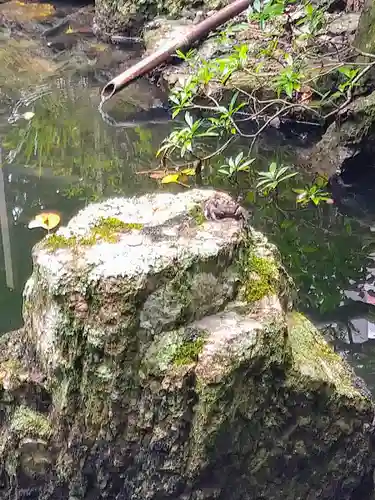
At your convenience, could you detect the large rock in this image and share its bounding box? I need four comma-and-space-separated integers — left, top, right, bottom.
94, 0, 224, 36
306, 91, 375, 177
0, 189, 373, 499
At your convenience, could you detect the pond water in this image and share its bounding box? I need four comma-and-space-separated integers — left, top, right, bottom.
1, 1, 375, 403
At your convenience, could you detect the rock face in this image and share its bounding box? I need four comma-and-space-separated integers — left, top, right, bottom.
94, 0, 224, 36
307, 91, 375, 177
0, 189, 374, 499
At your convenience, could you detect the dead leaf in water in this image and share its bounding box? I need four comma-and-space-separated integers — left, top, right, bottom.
28, 212, 60, 231
161, 174, 180, 184
181, 168, 196, 176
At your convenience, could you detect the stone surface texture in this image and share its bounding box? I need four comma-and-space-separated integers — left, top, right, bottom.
94, 0, 225, 36
0, 189, 373, 499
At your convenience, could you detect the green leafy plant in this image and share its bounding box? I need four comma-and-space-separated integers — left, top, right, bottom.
157, 112, 218, 158
218, 152, 255, 178
273, 62, 304, 98
256, 162, 298, 194
169, 77, 199, 118
296, 2, 326, 37
208, 92, 246, 135
248, 0, 286, 29
294, 183, 332, 206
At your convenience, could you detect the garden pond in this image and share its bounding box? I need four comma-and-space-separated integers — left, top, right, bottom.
1, 1, 375, 401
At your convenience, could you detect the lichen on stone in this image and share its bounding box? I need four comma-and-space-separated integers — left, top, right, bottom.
10, 406, 52, 440
188, 205, 206, 226
241, 252, 279, 303
286, 312, 371, 399
0, 359, 26, 390
172, 337, 205, 366
43, 216, 144, 251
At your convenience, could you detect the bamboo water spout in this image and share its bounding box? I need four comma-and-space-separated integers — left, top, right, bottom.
101, 0, 251, 101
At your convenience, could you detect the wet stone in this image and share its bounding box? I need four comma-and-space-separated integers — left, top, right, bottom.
0, 190, 371, 499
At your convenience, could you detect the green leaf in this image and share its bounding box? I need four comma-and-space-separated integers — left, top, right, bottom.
235, 152, 244, 165
284, 53, 293, 66
253, 0, 261, 13
185, 112, 193, 128
269, 162, 277, 174
285, 81, 294, 98
218, 168, 230, 176
279, 171, 298, 182
280, 219, 294, 229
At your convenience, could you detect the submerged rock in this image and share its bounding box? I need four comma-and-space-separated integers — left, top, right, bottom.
0, 189, 373, 499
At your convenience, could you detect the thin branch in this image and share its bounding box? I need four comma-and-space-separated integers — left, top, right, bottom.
323, 60, 375, 119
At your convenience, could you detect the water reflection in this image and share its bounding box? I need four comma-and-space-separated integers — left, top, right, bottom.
0, 26, 174, 333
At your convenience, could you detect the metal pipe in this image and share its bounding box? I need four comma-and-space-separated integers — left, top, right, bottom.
101, 0, 251, 100
0, 148, 15, 291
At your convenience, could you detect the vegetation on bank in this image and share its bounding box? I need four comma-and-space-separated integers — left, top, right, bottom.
157, 0, 373, 197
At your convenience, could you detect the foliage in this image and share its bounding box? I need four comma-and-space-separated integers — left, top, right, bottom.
248, 0, 286, 30
256, 162, 298, 194
218, 152, 255, 179
157, 0, 375, 184
294, 181, 331, 206
245, 167, 374, 314
157, 111, 218, 158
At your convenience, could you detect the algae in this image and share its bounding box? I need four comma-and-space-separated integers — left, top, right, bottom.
43, 217, 144, 251
10, 406, 52, 440
173, 337, 205, 366
242, 253, 279, 303
188, 205, 206, 226
286, 312, 368, 399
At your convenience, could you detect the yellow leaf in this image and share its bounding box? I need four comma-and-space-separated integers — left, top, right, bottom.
28, 212, 60, 231
65, 26, 74, 34
181, 168, 196, 176
161, 174, 180, 184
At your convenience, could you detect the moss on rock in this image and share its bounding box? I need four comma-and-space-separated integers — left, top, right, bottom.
172, 337, 205, 366
43, 216, 143, 251
188, 205, 206, 226
10, 406, 52, 440
286, 312, 371, 400
243, 254, 279, 302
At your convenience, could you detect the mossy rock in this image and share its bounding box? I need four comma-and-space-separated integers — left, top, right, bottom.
10, 406, 52, 440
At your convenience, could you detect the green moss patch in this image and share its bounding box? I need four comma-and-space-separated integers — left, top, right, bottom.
242, 253, 279, 303
173, 337, 205, 366
188, 205, 206, 226
287, 312, 368, 398
43, 217, 144, 251
10, 406, 52, 440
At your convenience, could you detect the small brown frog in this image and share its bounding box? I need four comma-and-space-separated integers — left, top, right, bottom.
204, 192, 249, 222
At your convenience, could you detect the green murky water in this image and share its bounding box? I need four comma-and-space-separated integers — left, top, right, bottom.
1, 15, 375, 399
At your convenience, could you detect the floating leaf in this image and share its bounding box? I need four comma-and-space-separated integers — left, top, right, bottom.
28, 212, 60, 231
161, 174, 180, 184
23, 111, 35, 121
